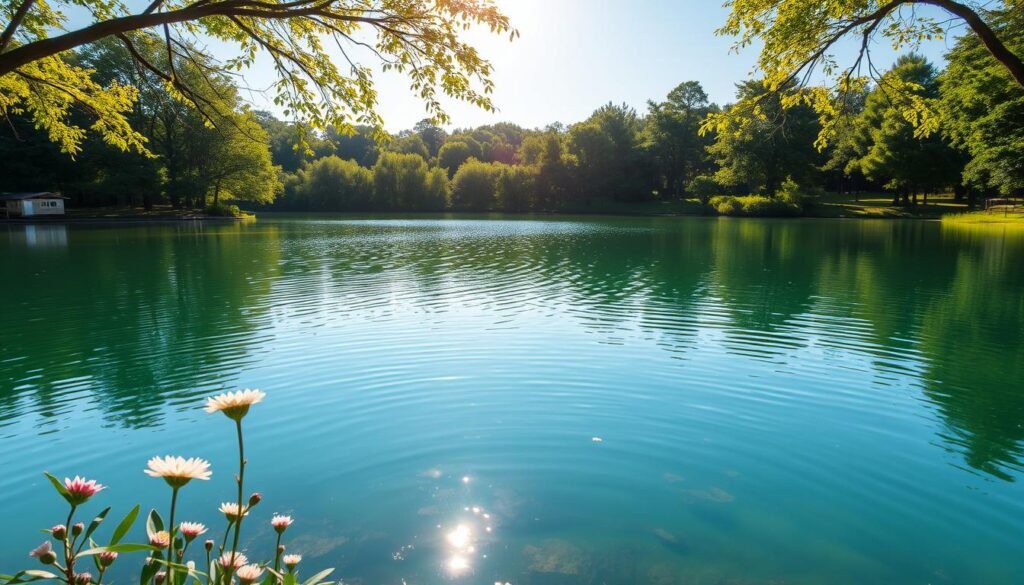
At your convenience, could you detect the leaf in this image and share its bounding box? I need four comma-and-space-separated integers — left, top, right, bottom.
110, 504, 140, 545
43, 472, 71, 504
301, 569, 334, 585
141, 552, 163, 585
78, 507, 110, 552
79, 543, 159, 556
1, 570, 59, 584
146, 509, 164, 540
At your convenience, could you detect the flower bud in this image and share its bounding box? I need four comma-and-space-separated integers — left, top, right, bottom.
51, 525, 67, 540
74, 572, 92, 585
248, 493, 262, 508
99, 552, 117, 567
277, 544, 286, 556
154, 572, 167, 585
204, 539, 214, 552
71, 522, 85, 537
39, 551, 57, 565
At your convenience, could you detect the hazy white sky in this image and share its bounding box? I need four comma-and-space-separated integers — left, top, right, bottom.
237, 0, 955, 131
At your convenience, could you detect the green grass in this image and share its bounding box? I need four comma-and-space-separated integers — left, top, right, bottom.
808, 192, 969, 219
941, 208, 1024, 226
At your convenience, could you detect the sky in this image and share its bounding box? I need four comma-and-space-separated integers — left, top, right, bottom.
238, 0, 957, 132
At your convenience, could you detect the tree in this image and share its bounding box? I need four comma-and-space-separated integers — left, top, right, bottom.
567, 103, 652, 202
645, 81, 716, 198
451, 159, 501, 210
852, 55, 965, 205
437, 141, 474, 177
709, 81, 822, 195
710, 0, 1024, 145
293, 155, 373, 210
372, 151, 445, 211
940, 9, 1024, 196
0, 0, 513, 155
414, 119, 447, 158
387, 133, 430, 160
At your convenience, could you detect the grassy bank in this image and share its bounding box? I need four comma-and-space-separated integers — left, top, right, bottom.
941, 208, 1024, 226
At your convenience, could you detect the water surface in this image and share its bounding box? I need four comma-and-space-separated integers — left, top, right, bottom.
1, 216, 1022, 584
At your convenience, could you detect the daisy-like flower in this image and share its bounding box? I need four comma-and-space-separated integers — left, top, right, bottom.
74, 573, 92, 585
217, 553, 248, 570
144, 456, 212, 488
234, 565, 262, 581
63, 476, 104, 505
282, 554, 302, 571
179, 522, 208, 541
150, 531, 171, 549
204, 389, 266, 421
271, 515, 293, 534
236, 564, 263, 585
219, 502, 249, 522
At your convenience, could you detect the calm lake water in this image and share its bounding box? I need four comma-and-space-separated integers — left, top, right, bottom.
1, 215, 1022, 584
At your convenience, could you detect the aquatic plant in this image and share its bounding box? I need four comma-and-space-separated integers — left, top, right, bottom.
1, 391, 334, 585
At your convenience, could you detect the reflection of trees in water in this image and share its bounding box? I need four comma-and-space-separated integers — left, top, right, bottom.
0, 222, 280, 428
918, 230, 1024, 480
1, 217, 1022, 479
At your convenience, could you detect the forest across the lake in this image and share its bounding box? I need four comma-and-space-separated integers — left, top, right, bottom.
1, 7, 1022, 221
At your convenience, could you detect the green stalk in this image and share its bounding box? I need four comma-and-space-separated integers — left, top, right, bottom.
225, 419, 246, 585
273, 533, 282, 572
63, 505, 77, 585
167, 487, 179, 585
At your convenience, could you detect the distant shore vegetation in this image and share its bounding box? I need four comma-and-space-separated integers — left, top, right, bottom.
1, 11, 1022, 218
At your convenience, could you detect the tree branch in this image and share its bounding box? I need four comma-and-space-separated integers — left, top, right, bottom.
0, 0, 37, 52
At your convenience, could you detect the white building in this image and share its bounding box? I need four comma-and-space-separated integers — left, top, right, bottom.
2, 192, 67, 217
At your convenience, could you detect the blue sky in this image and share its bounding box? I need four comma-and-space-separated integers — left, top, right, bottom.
240, 0, 956, 131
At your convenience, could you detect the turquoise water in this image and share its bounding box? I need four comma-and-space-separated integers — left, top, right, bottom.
1, 216, 1022, 584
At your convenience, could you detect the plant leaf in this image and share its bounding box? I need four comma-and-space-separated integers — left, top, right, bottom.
110, 504, 140, 545
79, 543, 159, 556
146, 509, 164, 540
77, 507, 110, 553
42, 472, 71, 504
301, 568, 334, 585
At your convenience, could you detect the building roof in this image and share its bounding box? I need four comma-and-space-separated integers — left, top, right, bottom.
0, 192, 66, 201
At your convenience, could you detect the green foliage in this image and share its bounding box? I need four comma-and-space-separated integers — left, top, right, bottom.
709, 195, 802, 217
451, 159, 502, 211
496, 165, 537, 212
687, 175, 721, 205
851, 55, 965, 201
645, 81, 717, 197
437, 141, 474, 177
711, 0, 1024, 147
940, 10, 1024, 195
372, 152, 445, 211
293, 156, 374, 211
709, 81, 822, 195
0, 0, 514, 155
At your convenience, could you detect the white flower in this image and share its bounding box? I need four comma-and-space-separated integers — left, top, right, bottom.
236, 564, 263, 584
282, 554, 302, 570
179, 522, 207, 540
204, 389, 266, 420
144, 456, 212, 487
271, 514, 293, 533
216, 553, 248, 569
219, 502, 249, 521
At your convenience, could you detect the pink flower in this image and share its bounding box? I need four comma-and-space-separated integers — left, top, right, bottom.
99, 551, 118, 567
179, 522, 207, 541
74, 573, 92, 585
150, 531, 170, 549
64, 476, 105, 505
282, 554, 302, 570
217, 552, 248, 570
29, 541, 55, 563
236, 564, 263, 584
271, 514, 293, 533
50, 525, 67, 540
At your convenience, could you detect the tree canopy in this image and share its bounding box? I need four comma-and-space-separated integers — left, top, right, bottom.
709, 0, 1024, 146
0, 0, 514, 155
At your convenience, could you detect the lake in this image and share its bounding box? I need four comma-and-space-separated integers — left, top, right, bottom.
1, 215, 1022, 584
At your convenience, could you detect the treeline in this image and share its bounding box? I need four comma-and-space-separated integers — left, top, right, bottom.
1, 11, 1021, 213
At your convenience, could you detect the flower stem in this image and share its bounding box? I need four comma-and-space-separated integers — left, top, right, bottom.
167, 487, 179, 585
225, 418, 246, 585
273, 533, 282, 572
63, 505, 77, 584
